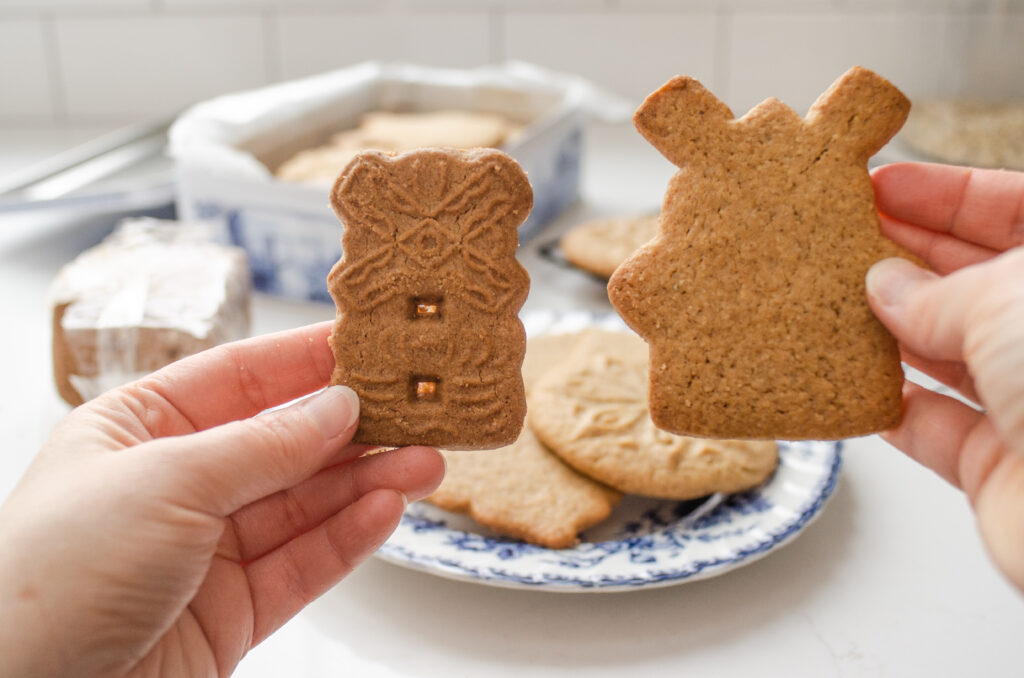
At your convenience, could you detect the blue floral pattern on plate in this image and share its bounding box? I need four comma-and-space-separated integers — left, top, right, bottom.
375, 311, 843, 591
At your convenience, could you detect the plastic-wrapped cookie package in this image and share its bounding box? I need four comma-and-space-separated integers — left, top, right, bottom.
51, 218, 251, 405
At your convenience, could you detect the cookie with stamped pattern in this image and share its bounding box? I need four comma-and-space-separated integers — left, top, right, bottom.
528, 330, 778, 500
328, 148, 532, 449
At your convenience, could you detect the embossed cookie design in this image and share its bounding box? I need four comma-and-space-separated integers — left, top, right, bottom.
428, 333, 622, 549
528, 330, 778, 499
328, 148, 532, 449
608, 66, 911, 440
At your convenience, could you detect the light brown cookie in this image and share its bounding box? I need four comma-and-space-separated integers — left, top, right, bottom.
275, 110, 520, 186
427, 332, 622, 549
559, 214, 659, 279
274, 144, 361, 185
429, 426, 623, 549
356, 110, 519, 151
328, 148, 532, 449
521, 332, 584, 391
608, 66, 911, 440
529, 330, 778, 500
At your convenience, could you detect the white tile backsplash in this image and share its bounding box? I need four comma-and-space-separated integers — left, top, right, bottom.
55, 15, 267, 119
492, 0, 613, 8
504, 11, 718, 105
0, 2, 1020, 125
947, 10, 1024, 99
158, 0, 374, 8
844, 0, 994, 9
728, 11, 955, 115
276, 10, 491, 81
0, 19, 53, 120
621, 0, 833, 9
0, 0, 151, 10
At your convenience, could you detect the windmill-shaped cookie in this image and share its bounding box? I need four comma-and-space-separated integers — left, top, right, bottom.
608, 66, 911, 440
328, 148, 532, 449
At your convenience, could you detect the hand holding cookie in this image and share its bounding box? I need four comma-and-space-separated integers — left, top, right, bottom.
0, 323, 445, 678
866, 162, 1024, 590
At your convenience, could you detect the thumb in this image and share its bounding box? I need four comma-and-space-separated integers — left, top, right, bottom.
867, 250, 1024, 454
865, 257, 958, 362
148, 385, 361, 516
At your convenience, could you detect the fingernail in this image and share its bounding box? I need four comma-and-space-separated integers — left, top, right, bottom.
866, 258, 927, 307
301, 385, 360, 439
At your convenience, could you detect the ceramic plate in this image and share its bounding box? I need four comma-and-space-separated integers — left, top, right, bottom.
375, 311, 843, 592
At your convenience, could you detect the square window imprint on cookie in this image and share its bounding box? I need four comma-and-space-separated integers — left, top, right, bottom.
410, 376, 441, 402
410, 297, 443, 320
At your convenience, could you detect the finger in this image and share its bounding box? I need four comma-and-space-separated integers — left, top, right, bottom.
887, 383, 1024, 590
185, 557, 253, 676
246, 488, 406, 645
881, 382, 986, 488
323, 443, 378, 468
974, 452, 1024, 591
216, 440, 378, 562
866, 254, 1009, 363
149, 385, 360, 516
866, 257, 962, 362
872, 162, 1024, 253
228, 445, 444, 562
899, 345, 980, 405
133, 321, 334, 432
878, 213, 1000, 274
867, 251, 1024, 454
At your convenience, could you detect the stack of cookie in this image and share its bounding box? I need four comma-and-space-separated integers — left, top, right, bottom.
427, 329, 778, 549
275, 110, 521, 186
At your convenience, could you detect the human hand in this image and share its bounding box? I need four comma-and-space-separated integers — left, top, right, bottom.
0, 322, 445, 678
866, 162, 1024, 590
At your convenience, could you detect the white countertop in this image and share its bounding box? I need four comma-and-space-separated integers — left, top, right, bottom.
1, 123, 1021, 677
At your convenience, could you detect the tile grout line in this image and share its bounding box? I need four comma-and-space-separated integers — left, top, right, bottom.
41, 12, 67, 124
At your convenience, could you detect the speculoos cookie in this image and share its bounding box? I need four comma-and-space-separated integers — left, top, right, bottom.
528, 330, 778, 500
608, 66, 912, 440
560, 214, 659, 279
328, 148, 532, 449
428, 333, 622, 549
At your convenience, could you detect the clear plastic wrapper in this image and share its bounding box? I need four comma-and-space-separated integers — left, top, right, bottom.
51, 218, 251, 405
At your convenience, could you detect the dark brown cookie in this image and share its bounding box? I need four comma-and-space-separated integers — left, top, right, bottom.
608, 66, 911, 440
328, 148, 532, 449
